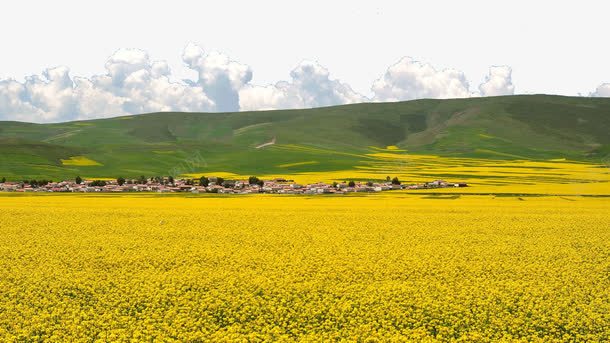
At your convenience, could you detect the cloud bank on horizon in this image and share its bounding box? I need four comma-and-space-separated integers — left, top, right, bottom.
0, 43, 606, 123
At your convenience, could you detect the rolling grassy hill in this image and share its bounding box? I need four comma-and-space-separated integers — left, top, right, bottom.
1, 94, 610, 180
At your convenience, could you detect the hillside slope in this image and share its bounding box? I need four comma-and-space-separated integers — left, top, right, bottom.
1, 95, 609, 180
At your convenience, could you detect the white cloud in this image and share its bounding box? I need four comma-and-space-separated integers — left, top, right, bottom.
89, 48, 215, 116
479, 66, 514, 96
104, 49, 150, 86
372, 57, 471, 102
182, 43, 252, 112
17, 66, 76, 122
239, 60, 367, 111
590, 83, 610, 97
239, 84, 291, 111
151, 61, 171, 78
289, 61, 368, 107
0, 79, 45, 122
71, 77, 126, 118
0, 48, 216, 122
0, 45, 522, 123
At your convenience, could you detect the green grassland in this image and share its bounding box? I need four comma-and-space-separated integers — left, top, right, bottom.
1, 95, 609, 180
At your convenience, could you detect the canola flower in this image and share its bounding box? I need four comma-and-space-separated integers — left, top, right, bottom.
186, 149, 610, 195
60, 156, 103, 166
0, 194, 608, 341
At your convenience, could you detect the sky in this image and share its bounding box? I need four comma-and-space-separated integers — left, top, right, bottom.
1, 0, 609, 122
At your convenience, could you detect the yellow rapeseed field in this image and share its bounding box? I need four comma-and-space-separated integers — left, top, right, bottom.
187, 149, 610, 196
60, 156, 103, 167
0, 194, 609, 341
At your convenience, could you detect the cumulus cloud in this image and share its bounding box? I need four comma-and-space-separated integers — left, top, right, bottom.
89, 48, 215, 116
372, 57, 472, 102
71, 77, 126, 117
0, 79, 45, 122
239, 84, 291, 111
590, 83, 610, 97
0, 48, 217, 122
182, 43, 252, 112
479, 66, 514, 96
239, 60, 367, 111
0, 45, 520, 123
0, 66, 76, 122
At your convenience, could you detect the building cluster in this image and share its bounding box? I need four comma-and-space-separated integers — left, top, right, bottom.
0, 177, 467, 194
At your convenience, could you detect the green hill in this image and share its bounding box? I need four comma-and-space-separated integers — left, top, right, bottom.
1, 94, 610, 180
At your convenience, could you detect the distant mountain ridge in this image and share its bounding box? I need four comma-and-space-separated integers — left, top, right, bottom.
1, 95, 609, 180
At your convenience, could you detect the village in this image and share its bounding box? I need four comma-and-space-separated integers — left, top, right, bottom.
0, 176, 467, 194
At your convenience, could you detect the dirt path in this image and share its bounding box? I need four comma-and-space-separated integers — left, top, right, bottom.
255, 137, 276, 149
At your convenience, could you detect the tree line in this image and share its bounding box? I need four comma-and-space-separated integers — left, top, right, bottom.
3, 175, 402, 188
